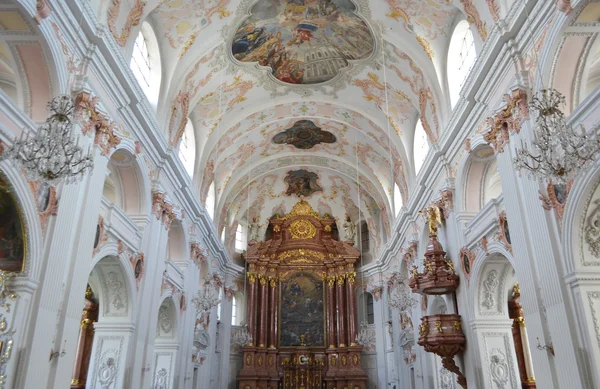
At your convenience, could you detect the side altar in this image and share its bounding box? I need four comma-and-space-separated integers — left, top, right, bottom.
237, 200, 368, 389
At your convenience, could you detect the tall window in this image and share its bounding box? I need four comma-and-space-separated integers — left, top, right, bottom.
231, 296, 238, 326
178, 119, 196, 177
206, 182, 215, 220
360, 221, 370, 255
366, 293, 374, 324
130, 31, 150, 88
394, 183, 403, 216
235, 224, 246, 252
413, 119, 429, 175
129, 23, 161, 107
447, 20, 477, 108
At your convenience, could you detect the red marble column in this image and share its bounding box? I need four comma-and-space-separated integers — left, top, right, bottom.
71, 299, 98, 388
259, 275, 268, 348
346, 272, 358, 346
247, 273, 258, 346
336, 275, 347, 347
268, 277, 278, 348
326, 277, 336, 348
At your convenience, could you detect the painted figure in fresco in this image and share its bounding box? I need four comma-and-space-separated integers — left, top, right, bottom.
280, 273, 325, 347
230, 0, 375, 85
0, 181, 24, 272
343, 214, 356, 243
284, 170, 323, 197
272, 120, 336, 150
248, 217, 261, 241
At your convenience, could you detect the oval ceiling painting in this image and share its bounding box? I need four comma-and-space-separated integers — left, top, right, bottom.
231, 0, 375, 85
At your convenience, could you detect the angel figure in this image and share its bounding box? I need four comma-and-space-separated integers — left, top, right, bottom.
248, 217, 261, 242
422, 205, 442, 235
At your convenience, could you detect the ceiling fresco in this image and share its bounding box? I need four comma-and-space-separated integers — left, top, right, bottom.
272, 119, 336, 149
106, 0, 503, 263
231, 0, 375, 85
284, 169, 323, 197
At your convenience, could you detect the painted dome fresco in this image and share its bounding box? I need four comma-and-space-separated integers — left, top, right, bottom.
231, 0, 375, 84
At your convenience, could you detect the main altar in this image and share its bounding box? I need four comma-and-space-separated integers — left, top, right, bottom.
237, 200, 368, 389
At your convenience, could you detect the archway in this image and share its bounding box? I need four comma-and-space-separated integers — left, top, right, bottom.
470, 254, 536, 388
151, 297, 179, 389
80, 255, 135, 389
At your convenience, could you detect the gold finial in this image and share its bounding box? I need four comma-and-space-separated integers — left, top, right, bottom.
300, 334, 306, 346
85, 285, 93, 300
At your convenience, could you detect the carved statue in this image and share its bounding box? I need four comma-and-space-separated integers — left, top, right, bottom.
422, 205, 442, 235
343, 215, 356, 243
248, 218, 260, 242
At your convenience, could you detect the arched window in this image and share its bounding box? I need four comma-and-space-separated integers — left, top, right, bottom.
178, 119, 196, 177
447, 20, 476, 108
394, 183, 403, 217
129, 23, 162, 107
366, 293, 374, 324
235, 224, 246, 252
206, 181, 216, 221
231, 296, 238, 326
413, 119, 429, 175
359, 221, 369, 255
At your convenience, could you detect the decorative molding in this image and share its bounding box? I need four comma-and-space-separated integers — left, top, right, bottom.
157, 305, 173, 338
74, 92, 122, 156
402, 241, 418, 268
152, 191, 176, 230
483, 89, 528, 153
489, 348, 509, 388
557, 0, 572, 14
539, 180, 572, 222
495, 211, 512, 253
482, 269, 500, 310
587, 291, 600, 350
34, 0, 52, 23
585, 199, 600, 258
93, 216, 108, 256
190, 243, 207, 267
458, 248, 476, 286
106, 0, 145, 47
129, 252, 144, 289
27, 180, 58, 232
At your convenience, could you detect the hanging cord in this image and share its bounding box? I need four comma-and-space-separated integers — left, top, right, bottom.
355, 135, 368, 328
381, 44, 397, 216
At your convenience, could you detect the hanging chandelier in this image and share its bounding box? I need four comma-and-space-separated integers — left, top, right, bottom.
1, 95, 94, 185
387, 273, 417, 313
191, 279, 221, 313
514, 88, 600, 184
231, 322, 253, 347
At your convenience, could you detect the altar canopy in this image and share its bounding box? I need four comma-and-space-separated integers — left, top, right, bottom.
237, 200, 368, 389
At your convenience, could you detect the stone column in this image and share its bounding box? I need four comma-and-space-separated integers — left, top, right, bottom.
70, 299, 98, 388
247, 273, 258, 346
336, 275, 347, 347
268, 277, 278, 349
346, 270, 358, 346
258, 275, 268, 348
326, 277, 336, 349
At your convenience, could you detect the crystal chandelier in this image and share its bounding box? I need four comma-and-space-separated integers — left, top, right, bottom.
387, 274, 417, 313
1, 95, 94, 185
514, 89, 600, 184
355, 321, 373, 347
191, 279, 221, 313
231, 322, 253, 347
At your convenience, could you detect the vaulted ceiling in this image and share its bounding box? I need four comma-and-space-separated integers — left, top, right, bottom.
111, 0, 502, 259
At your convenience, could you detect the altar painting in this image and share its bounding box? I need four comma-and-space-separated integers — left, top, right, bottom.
231, 0, 375, 85
280, 273, 325, 347
0, 177, 25, 272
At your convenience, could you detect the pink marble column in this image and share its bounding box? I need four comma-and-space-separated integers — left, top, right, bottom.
268, 277, 278, 348
247, 273, 258, 346
258, 275, 268, 348
326, 277, 336, 348
346, 272, 358, 346
336, 276, 347, 347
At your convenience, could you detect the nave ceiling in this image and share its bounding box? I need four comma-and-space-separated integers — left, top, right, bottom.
101, 0, 504, 260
